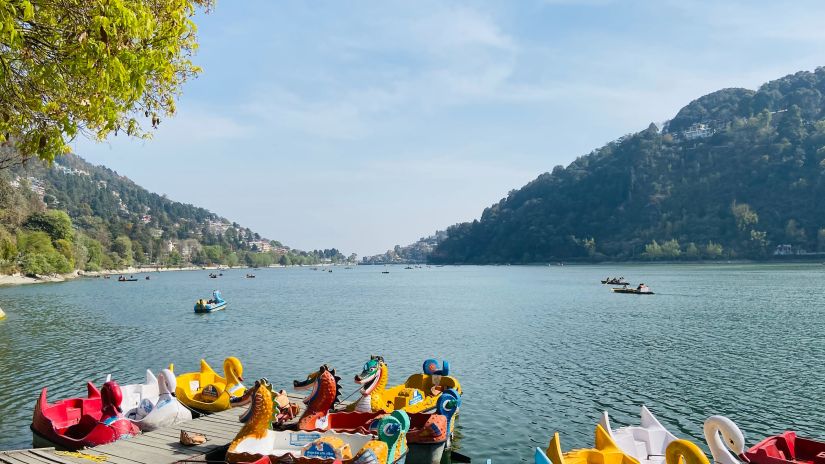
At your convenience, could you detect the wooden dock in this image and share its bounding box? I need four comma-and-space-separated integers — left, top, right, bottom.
0, 393, 306, 464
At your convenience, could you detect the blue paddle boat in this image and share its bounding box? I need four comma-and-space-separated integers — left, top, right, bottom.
194, 290, 227, 313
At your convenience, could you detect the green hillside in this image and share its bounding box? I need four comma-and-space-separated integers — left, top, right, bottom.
431, 68, 825, 263
0, 154, 346, 275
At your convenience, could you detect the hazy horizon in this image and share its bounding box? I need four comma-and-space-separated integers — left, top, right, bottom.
73, 0, 825, 257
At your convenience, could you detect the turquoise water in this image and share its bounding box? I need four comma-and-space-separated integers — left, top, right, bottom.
1, 264, 824, 461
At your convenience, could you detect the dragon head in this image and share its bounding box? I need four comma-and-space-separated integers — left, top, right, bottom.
294, 364, 342, 408
235, 379, 273, 440
354, 356, 385, 395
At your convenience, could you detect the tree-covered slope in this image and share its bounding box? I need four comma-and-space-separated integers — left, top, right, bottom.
431, 68, 825, 263
0, 154, 347, 274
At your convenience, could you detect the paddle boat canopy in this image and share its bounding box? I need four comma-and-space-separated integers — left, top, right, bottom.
175, 357, 246, 413
194, 290, 227, 313
31, 381, 140, 450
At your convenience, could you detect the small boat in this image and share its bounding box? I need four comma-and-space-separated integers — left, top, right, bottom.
599, 406, 677, 464
245, 274, 256, 278
226, 379, 409, 464
405, 266, 413, 270
328, 269, 332, 273
612, 285, 654, 295
118, 275, 138, 282
382, 271, 390, 274
347, 357, 462, 415
292, 364, 460, 464
119, 368, 193, 431
194, 290, 227, 313
704, 415, 825, 464
536, 424, 708, 464
601, 278, 629, 285
31, 380, 140, 450
175, 357, 246, 413
145, 276, 150, 280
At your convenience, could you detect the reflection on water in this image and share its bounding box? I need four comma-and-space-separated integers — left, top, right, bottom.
1, 264, 824, 461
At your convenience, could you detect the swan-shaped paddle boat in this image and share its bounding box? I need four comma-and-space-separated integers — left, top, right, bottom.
175, 357, 246, 413
226, 379, 409, 464
293, 364, 460, 464
348, 356, 461, 415
535, 425, 709, 464
704, 415, 825, 464
31, 380, 140, 450
599, 406, 678, 464
118, 368, 193, 431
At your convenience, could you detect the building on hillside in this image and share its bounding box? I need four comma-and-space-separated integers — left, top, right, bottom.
249, 240, 272, 252
682, 123, 714, 140
140, 214, 152, 224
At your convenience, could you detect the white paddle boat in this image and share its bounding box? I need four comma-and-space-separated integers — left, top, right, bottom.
599, 406, 678, 464
115, 368, 193, 431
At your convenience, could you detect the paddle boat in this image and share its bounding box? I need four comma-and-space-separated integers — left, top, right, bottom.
535, 425, 708, 464
118, 275, 138, 282
226, 379, 409, 464
194, 290, 227, 313
348, 357, 461, 415
175, 357, 246, 413
117, 368, 193, 431
599, 406, 677, 464
704, 415, 825, 464
31, 380, 140, 450
601, 277, 629, 285
292, 364, 460, 464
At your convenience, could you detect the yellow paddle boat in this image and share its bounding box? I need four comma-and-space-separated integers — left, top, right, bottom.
175, 357, 246, 413
535, 424, 709, 464
348, 356, 462, 414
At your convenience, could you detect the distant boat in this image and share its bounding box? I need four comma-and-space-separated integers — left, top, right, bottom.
382, 271, 390, 274
404, 266, 413, 270
328, 269, 332, 273
612, 285, 654, 295
118, 275, 138, 282
144, 276, 150, 280
245, 274, 256, 278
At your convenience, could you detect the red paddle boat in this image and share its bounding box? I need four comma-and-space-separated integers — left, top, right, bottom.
744, 432, 825, 464
31, 380, 140, 450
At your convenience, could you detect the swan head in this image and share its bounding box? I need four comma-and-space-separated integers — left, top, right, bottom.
224, 357, 244, 383
704, 416, 748, 464
159, 368, 177, 395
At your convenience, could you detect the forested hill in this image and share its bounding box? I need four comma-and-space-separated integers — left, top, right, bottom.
431, 68, 825, 264
0, 154, 347, 275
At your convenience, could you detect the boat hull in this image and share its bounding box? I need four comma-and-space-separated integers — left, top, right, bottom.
194, 302, 227, 313
611, 288, 654, 295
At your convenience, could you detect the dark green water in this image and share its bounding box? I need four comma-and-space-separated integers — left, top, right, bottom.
1, 264, 824, 461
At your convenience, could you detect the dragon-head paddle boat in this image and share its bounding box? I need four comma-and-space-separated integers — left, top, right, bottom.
31, 380, 140, 450
536, 425, 709, 464
348, 356, 461, 415
194, 290, 227, 313
599, 405, 678, 464
293, 364, 460, 464
175, 357, 246, 413
119, 368, 193, 431
704, 415, 825, 464
226, 379, 409, 464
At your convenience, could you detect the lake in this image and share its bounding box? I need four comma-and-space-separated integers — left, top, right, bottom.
0, 264, 823, 462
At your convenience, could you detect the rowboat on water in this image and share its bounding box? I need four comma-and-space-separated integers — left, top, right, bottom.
612, 284, 654, 295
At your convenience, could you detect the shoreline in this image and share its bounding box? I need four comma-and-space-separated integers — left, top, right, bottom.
0, 263, 349, 288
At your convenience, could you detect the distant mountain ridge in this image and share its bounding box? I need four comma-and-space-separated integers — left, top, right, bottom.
430, 67, 825, 263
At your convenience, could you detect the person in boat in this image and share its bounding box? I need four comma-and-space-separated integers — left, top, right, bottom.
637, 283, 651, 293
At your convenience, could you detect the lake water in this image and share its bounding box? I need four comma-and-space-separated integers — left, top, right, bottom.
1, 264, 824, 461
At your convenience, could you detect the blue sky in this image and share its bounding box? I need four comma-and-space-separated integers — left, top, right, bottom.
74, 0, 825, 256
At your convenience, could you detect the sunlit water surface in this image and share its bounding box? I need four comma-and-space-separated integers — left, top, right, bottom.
0, 264, 823, 461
